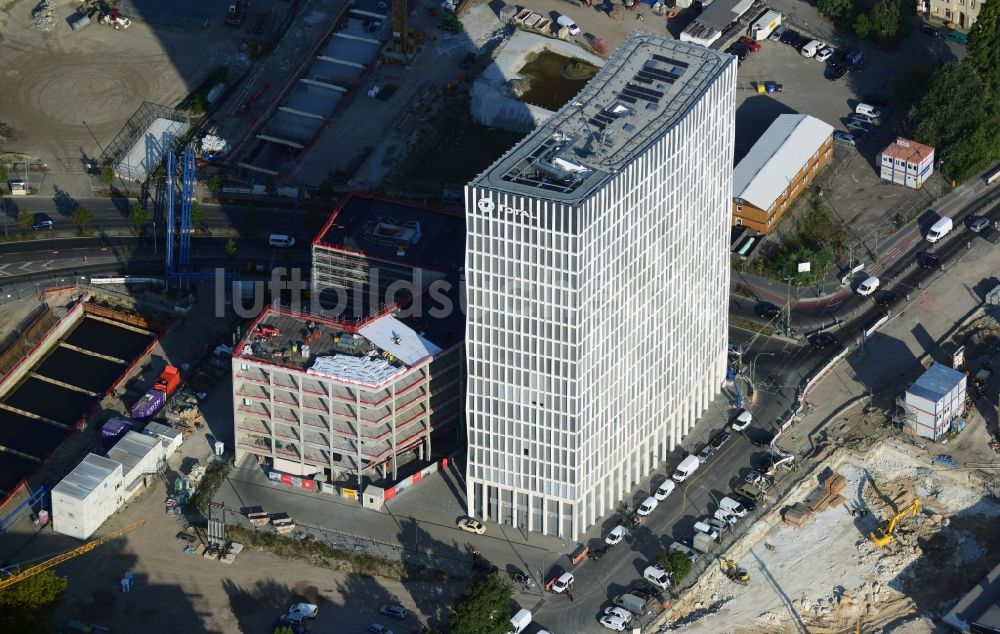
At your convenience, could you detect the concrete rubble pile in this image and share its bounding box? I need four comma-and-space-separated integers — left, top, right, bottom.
31, 0, 56, 31
783, 471, 846, 528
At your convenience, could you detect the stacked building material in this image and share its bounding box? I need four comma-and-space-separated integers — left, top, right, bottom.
783, 472, 847, 528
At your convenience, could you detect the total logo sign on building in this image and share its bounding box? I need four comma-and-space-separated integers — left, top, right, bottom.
476, 197, 534, 221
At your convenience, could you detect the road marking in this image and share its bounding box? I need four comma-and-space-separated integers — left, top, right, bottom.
677, 436, 744, 518
18, 262, 35, 272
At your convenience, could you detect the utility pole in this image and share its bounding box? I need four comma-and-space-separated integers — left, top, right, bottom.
783, 275, 794, 335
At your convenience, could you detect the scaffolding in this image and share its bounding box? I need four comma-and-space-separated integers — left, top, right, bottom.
99, 102, 188, 180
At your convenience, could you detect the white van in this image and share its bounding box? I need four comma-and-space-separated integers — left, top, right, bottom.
855, 103, 882, 119
269, 234, 296, 248
643, 565, 672, 589
926, 217, 953, 243
556, 15, 580, 35
636, 496, 659, 516
507, 608, 532, 634
693, 520, 720, 540
671, 454, 700, 482
800, 39, 824, 57
720, 496, 748, 518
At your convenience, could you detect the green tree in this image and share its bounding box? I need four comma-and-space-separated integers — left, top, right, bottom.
0, 163, 8, 184
17, 208, 31, 235
130, 202, 150, 235
99, 164, 115, 187
656, 549, 693, 581
447, 574, 513, 634
207, 175, 223, 195
869, 0, 902, 42
72, 203, 94, 235
121, 245, 132, 273
965, 0, 1000, 93
0, 569, 69, 631
225, 238, 237, 260
817, 0, 854, 22
191, 201, 207, 233
853, 13, 873, 39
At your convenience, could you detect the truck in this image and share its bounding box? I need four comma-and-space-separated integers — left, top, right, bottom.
750, 10, 782, 41
155, 365, 182, 396
692, 531, 716, 554
613, 593, 649, 616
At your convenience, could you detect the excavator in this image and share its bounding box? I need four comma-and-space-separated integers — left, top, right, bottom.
720, 557, 750, 585
0, 520, 146, 590
869, 499, 921, 548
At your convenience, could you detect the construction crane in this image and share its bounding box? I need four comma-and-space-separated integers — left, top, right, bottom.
0, 520, 147, 591
869, 499, 920, 548
719, 557, 750, 585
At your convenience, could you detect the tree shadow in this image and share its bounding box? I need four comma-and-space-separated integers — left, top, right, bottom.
51, 185, 77, 218
222, 577, 297, 634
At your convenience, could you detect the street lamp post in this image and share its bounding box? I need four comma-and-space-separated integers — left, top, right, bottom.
749, 352, 775, 395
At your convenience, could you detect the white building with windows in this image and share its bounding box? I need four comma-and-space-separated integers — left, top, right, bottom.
464, 32, 737, 539
879, 137, 935, 189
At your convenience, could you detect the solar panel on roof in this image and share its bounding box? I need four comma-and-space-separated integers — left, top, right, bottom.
652, 54, 689, 68
634, 74, 654, 85
617, 94, 637, 104
625, 83, 664, 100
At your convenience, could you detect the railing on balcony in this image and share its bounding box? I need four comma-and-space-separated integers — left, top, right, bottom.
302, 399, 329, 413
273, 393, 299, 408
273, 444, 300, 459
236, 371, 270, 386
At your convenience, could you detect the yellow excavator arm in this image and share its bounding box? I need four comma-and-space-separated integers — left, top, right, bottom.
869, 499, 920, 548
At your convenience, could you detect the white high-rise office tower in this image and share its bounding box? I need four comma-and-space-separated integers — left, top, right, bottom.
464, 33, 737, 539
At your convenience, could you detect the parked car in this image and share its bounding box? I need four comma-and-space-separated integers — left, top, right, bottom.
511, 571, 533, 585
756, 302, 781, 319
919, 23, 939, 36
720, 496, 748, 517
636, 496, 659, 516
643, 565, 672, 589
551, 572, 574, 593
669, 541, 699, 561
709, 430, 732, 451
555, 14, 580, 35
654, 479, 676, 501
31, 213, 54, 230
815, 47, 835, 62
737, 36, 762, 52
730, 409, 753, 432
744, 469, 774, 487
457, 518, 486, 534
969, 216, 990, 232
833, 130, 857, 146
379, 605, 407, 620
809, 331, 837, 350
800, 39, 824, 57
600, 616, 628, 631
367, 625, 393, 634
768, 25, 786, 41
726, 44, 751, 62
606, 524, 627, 545
856, 276, 880, 296
696, 443, 715, 464
588, 546, 608, 560
603, 607, 633, 623
917, 252, 941, 269
875, 290, 897, 312
825, 63, 848, 80
846, 120, 873, 134
713, 508, 738, 526
751, 431, 775, 448
779, 29, 800, 45
705, 516, 731, 534
728, 342, 744, 357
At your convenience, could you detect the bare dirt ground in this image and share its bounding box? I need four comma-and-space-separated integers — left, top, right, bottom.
0, 0, 243, 176
664, 436, 1000, 634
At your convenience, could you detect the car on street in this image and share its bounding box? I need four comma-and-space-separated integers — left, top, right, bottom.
730, 409, 753, 431
917, 252, 941, 269
643, 565, 672, 589
367, 625, 393, 634
693, 519, 720, 540
779, 29, 800, 45
600, 616, 628, 631
31, 213, 54, 230
603, 607, 633, 623
551, 572, 575, 593
696, 443, 715, 464
856, 276, 880, 296
286, 603, 318, 620
737, 36, 761, 52
875, 290, 897, 313
809, 331, 837, 350
833, 130, 857, 146
379, 605, 407, 620
606, 524, 627, 545
846, 120, 874, 135
654, 479, 676, 500
669, 541, 700, 562
457, 518, 486, 534
755, 302, 781, 318
720, 496, 749, 517
709, 430, 732, 451
713, 507, 739, 526
511, 571, 532, 585
751, 430, 775, 448
636, 496, 659, 516
588, 546, 608, 560
815, 47, 835, 62
969, 216, 990, 232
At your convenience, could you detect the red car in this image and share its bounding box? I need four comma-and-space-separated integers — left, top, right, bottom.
738, 36, 762, 52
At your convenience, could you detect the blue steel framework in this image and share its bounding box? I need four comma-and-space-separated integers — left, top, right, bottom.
165, 152, 176, 274
179, 146, 195, 270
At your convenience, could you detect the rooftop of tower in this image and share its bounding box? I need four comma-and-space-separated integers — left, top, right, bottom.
470, 32, 734, 206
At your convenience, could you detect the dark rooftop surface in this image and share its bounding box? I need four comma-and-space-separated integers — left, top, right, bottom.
314, 195, 465, 274
0, 409, 65, 459
64, 318, 154, 362
36, 347, 127, 395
